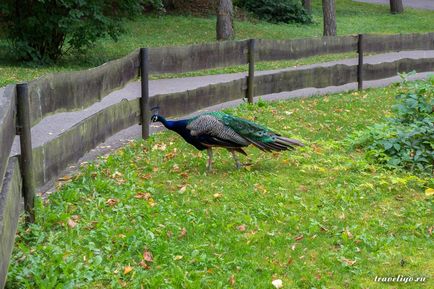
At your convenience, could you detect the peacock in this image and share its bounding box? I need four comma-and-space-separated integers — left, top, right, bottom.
150, 109, 304, 171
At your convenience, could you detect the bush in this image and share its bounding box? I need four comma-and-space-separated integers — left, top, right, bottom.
0, 0, 161, 62
237, 0, 312, 24
348, 75, 434, 175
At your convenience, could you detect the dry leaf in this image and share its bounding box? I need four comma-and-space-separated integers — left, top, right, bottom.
294, 235, 304, 241
135, 192, 152, 200
58, 175, 72, 181
67, 219, 77, 228
229, 274, 236, 286
213, 193, 222, 199
173, 255, 183, 261
123, 266, 133, 274
139, 260, 150, 270
425, 188, 434, 197
143, 251, 153, 262
106, 198, 119, 206
272, 279, 283, 289
428, 226, 433, 236
140, 173, 152, 180
178, 185, 187, 193
153, 166, 159, 172
342, 257, 357, 266
180, 172, 189, 178
345, 228, 353, 239
179, 227, 187, 239
237, 224, 246, 232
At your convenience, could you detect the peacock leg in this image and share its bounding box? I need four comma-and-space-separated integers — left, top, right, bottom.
206, 148, 213, 171
229, 150, 241, 169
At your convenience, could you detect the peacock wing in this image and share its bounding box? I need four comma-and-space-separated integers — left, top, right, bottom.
214, 113, 276, 143
186, 114, 249, 145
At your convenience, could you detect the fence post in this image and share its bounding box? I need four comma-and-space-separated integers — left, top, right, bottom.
16, 83, 35, 224
140, 48, 150, 139
357, 34, 364, 91
247, 39, 256, 103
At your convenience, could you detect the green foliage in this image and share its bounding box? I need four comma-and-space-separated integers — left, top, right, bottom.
349, 75, 434, 175
237, 0, 312, 24
0, 0, 149, 62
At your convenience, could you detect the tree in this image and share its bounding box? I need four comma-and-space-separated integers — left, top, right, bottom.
322, 0, 336, 36
302, 0, 312, 14
0, 0, 148, 62
390, 0, 404, 14
216, 0, 235, 41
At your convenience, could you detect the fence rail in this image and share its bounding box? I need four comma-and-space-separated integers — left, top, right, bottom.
0, 32, 434, 288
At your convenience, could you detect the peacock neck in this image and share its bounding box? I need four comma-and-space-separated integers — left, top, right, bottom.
159, 116, 188, 131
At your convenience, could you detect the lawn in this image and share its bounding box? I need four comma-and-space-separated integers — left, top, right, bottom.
7, 82, 433, 288
1, 0, 434, 86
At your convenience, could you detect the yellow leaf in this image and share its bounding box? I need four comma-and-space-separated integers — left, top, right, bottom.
425, 188, 434, 197
123, 266, 133, 275
173, 255, 183, 261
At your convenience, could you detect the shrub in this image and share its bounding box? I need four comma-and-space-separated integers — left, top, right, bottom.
0, 0, 161, 62
237, 0, 312, 24
348, 75, 434, 175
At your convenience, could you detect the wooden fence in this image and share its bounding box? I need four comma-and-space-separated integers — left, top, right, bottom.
1, 32, 434, 288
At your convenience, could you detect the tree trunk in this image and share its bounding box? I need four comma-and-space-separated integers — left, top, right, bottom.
303, 0, 312, 14
390, 0, 404, 14
216, 0, 234, 41
322, 0, 336, 36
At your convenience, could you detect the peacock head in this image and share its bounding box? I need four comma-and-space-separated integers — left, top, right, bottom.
151, 114, 160, 122
150, 106, 161, 123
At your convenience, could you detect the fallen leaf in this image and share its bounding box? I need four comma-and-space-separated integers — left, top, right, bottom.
106, 198, 119, 206
67, 219, 77, 228
287, 258, 293, 265
294, 235, 304, 241
143, 251, 153, 262
237, 224, 246, 232
344, 228, 353, 239
178, 185, 187, 193
123, 266, 133, 274
180, 172, 189, 178
425, 188, 434, 197
58, 175, 72, 181
134, 192, 152, 200
140, 173, 152, 180
139, 260, 150, 270
147, 198, 156, 207
428, 226, 433, 236
179, 227, 187, 239
342, 257, 357, 266
272, 279, 283, 289
229, 274, 236, 286
213, 193, 222, 199
153, 166, 159, 172
174, 255, 183, 261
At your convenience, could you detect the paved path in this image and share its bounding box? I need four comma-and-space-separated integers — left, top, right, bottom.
353, 0, 434, 10
7, 50, 434, 192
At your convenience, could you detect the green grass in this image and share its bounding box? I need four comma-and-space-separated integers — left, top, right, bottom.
1, 0, 434, 86
8, 83, 433, 288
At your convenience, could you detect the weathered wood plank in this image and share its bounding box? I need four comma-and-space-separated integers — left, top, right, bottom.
256, 35, 358, 62
32, 98, 141, 187
149, 40, 249, 74
0, 157, 22, 289
0, 85, 17, 192
364, 33, 434, 53
149, 78, 246, 117
254, 64, 358, 96
363, 57, 434, 81
28, 50, 140, 127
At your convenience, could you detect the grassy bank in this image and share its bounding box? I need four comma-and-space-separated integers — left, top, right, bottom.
1, 0, 434, 86
7, 82, 433, 288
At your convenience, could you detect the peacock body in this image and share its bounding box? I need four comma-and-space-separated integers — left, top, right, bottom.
151, 111, 303, 170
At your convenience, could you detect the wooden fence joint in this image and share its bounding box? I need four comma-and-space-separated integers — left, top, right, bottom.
247, 39, 256, 103
140, 48, 150, 139
357, 34, 364, 91
16, 83, 35, 224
